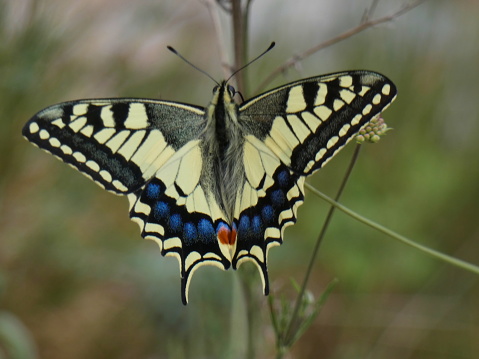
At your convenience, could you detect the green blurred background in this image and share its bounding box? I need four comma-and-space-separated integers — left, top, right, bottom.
1, 0, 478, 358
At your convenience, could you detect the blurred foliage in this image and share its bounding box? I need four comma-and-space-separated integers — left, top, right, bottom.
1, 0, 479, 358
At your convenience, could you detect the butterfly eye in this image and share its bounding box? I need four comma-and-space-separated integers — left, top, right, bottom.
212, 85, 219, 93
227, 85, 236, 96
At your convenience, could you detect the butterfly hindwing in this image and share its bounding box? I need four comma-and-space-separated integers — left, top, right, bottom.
128, 140, 233, 304
231, 135, 305, 294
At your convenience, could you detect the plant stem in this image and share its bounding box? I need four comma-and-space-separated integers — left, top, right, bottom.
283, 144, 363, 346
306, 184, 479, 276
230, 1, 257, 358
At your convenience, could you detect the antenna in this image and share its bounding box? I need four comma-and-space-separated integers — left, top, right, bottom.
167, 46, 219, 85
167, 42, 275, 83
227, 42, 276, 82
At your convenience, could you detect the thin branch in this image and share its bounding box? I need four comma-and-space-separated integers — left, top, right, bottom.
254, 0, 427, 93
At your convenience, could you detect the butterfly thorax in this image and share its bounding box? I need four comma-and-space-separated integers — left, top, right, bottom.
204, 82, 245, 221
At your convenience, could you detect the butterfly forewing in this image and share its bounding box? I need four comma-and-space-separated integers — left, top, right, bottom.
239, 71, 397, 174
23, 70, 397, 304
22, 99, 206, 193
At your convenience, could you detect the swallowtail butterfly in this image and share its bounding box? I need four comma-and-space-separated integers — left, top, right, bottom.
23, 69, 397, 304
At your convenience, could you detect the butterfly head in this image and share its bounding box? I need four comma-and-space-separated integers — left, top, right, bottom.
212, 82, 236, 96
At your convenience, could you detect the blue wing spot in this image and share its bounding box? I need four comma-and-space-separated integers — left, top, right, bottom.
198, 218, 215, 242
262, 205, 274, 222
183, 222, 198, 244
153, 201, 170, 219
271, 189, 286, 206
145, 182, 162, 199
238, 215, 250, 233
252, 215, 262, 234
169, 213, 183, 233
277, 170, 290, 188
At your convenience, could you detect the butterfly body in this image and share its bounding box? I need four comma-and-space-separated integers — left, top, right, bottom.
23, 71, 397, 304
205, 82, 246, 222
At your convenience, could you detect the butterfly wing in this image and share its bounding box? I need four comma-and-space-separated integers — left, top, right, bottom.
234, 71, 397, 292
23, 98, 232, 304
